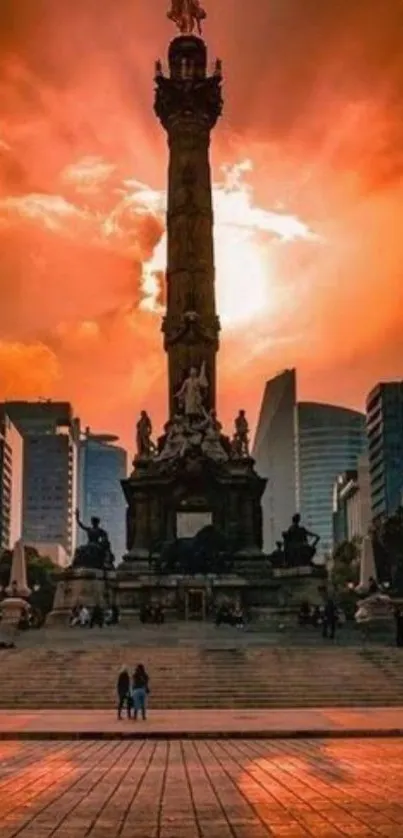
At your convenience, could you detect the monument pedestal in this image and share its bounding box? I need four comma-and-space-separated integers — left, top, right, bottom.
48, 569, 113, 624
115, 568, 250, 619
0, 597, 29, 627
122, 454, 266, 563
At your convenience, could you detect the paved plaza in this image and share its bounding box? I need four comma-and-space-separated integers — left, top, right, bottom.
0, 708, 403, 740
1, 738, 403, 837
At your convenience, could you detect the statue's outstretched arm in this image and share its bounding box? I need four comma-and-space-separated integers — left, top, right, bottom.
75, 509, 89, 532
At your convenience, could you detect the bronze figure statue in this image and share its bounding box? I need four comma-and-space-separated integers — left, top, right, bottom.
72, 509, 114, 570
282, 514, 320, 567
231, 409, 249, 458
136, 411, 155, 459
167, 0, 207, 36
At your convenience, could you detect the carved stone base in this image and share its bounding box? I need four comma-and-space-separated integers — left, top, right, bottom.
121, 452, 266, 567
47, 570, 107, 624
0, 597, 29, 627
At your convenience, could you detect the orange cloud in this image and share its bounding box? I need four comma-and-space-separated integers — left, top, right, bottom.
0, 341, 60, 398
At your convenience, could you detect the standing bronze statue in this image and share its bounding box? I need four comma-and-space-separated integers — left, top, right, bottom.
231, 410, 250, 458
167, 0, 207, 35
136, 411, 155, 459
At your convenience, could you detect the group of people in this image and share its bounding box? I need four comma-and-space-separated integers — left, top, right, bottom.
117, 664, 150, 720
139, 603, 164, 624
69, 603, 119, 628
215, 602, 245, 628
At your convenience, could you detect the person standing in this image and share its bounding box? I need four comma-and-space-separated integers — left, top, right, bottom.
322, 596, 337, 640
395, 607, 403, 647
131, 663, 150, 721
117, 667, 131, 720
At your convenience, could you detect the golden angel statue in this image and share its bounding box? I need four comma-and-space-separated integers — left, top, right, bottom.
168, 0, 207, 36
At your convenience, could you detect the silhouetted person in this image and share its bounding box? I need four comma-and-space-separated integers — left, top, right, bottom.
322, 597, 337, 639
132, 664, 150, 721
311, 605, 321, 627
395, 607, 403, 648
90, 604, 104, 628
368, 576, 378, 596
117, 667, 131, 720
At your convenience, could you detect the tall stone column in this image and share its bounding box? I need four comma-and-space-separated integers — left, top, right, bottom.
154, 35, 223, 417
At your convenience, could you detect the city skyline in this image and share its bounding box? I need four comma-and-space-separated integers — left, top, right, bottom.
0, 1, 403, 451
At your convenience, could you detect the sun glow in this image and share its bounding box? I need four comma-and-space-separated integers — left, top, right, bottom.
0, 154, 317, 329
139, 160, 316, 326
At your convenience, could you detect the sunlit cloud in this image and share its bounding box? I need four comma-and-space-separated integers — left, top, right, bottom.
0, 0, 402, 446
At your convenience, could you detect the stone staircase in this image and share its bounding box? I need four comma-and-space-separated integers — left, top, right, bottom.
0, 645, 402, 708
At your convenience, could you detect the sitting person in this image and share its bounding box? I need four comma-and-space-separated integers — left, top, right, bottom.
90, 604, 104, 628
79, 605, 90, 627
140, 603, 152, 624
298, 601, 311, 626
153, 604, 164, 624
215, 602, 231, 626
69, 605, 80, 627
311, 605, 321, 627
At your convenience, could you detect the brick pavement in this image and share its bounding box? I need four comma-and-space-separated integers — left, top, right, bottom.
0, 708, 403, 740
1, 739, 403, 837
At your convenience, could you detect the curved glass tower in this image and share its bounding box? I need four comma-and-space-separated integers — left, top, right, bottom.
297, 403, 367, 555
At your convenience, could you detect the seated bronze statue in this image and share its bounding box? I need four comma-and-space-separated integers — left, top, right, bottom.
72, 509, 114, 570
274, 513, 320, 568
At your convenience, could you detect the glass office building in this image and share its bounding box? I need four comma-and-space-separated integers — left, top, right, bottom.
78, 429, 127, 561
4, 401, 79, 557
366, 382, 403, 519
297, 403, 367, 556
253, 369, 367, 556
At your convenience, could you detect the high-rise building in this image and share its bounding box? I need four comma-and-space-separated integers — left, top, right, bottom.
332, 455, 371, 547
366, 381, 403, 520
253, 370, 297, 554
78, 428, 127, 560
297, 402, 366, 555
0, 408, 23, 550
4, 401, 80, 557
253, 370, 367, 556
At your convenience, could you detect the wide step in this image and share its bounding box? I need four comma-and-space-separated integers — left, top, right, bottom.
0, 644, 402, 709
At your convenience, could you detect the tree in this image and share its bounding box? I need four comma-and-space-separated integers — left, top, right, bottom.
330, 538, 361, 619
331, 538, 360, 589
373, 506, 403, 593
0, 547, 62, 616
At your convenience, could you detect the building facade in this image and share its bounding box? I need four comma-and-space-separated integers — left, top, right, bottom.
366, 381, 403, 519
78, 429, 127, 561
4, 401, 80, 557
332, 456, 371, 547
0, 408, 23, 550
253, 370, 367, 556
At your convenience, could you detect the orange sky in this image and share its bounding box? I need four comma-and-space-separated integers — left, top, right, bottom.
1, 0, 403, 458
